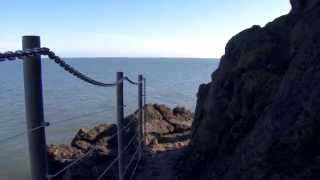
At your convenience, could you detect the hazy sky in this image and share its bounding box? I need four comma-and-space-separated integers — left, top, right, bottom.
0, 0, 291, 58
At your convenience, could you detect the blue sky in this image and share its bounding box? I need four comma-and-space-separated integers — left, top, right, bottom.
0, 0, 290, 58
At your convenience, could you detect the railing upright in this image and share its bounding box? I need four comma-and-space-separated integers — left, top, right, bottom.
22, 36, 48, 180
116, 72, 125, 180
143, 77, 147, 145
138, 75, 143, 157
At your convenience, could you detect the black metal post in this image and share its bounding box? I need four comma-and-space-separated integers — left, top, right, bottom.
22, 36, 48, 180
116, 72, 124, 180
138, 75, 143, 157
143, 77, 146, 145
143, 78, 146, 107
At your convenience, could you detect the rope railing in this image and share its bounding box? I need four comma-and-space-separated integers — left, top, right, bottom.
46, 147, 96, 179
0, 109, 109, 144
124, 76, 140, 86
129, 152, 142, 180
49, 108, 110, 126
1, 36, 146, 180
0, 122, 49, 144
97, 133, 139, 180
122, 144, 140, 179
0, 47, 120, 87
46, 120, 138, 179
106, 120, 137, 141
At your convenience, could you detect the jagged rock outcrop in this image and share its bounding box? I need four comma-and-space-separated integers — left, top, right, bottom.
47, 104, 192, 180
141, 104, 192, 146
48, 124, 122, 180
190, 0, 320, 179
144, 104, 192, 134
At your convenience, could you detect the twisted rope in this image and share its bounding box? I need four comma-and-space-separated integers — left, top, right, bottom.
0, 48, 120, 87
124, 76, 140, 86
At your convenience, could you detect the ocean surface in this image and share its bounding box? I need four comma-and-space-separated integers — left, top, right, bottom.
0, 57, 218, 179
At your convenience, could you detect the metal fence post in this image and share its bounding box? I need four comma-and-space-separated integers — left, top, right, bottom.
116, 72, 124, 180
143, 77, 146, 145
22, 36, 48, 180
138, 75, 143, 157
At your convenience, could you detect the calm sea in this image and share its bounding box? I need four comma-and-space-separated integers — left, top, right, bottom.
0, 57, 218, 179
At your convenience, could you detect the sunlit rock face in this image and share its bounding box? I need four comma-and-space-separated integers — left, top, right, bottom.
190, 0, 320, 179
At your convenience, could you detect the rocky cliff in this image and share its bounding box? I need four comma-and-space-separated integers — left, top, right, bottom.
190, 0, 320, 179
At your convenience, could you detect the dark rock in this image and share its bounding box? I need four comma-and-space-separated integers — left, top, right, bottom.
47, 104, 192, 180
189, 0, 320, 180
128, 104, 193, 137
290, 0, 319, 14
154, 104, 193, 132
145, 104, 175, 134
47, 144, 83, 162
47, 123, 121, 180
123, 104, 193, 147
71, 124, 117, 152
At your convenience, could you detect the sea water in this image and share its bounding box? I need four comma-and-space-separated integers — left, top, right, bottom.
0, 57, 218, 179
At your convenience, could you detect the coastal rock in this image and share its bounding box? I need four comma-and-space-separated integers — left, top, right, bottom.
71, 124, 117, 153
48, 144, 83, 161
151, 104, 192, 132
47, 104, 192, 180
190, 0, 320, 179
48, 123, 133, 180
141, 104, 192, 146
290, 0, 319, 13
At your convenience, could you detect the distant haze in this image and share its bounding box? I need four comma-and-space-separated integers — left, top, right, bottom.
0, 0, 290, 58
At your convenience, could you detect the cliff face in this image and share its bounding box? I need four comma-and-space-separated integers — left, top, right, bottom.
191, 0, 320, 179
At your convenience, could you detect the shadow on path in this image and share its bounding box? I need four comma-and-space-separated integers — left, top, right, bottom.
134, 131, 191, 180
